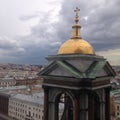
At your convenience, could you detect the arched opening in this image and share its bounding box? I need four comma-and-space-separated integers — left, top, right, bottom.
55, 92, 73, 120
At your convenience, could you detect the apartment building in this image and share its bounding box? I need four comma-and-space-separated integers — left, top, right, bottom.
9, 92, 44, 120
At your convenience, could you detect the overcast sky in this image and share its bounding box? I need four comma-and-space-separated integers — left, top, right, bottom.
0, 0, 119, 65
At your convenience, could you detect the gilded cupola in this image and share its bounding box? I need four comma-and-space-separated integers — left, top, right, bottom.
58, 7, 95, 55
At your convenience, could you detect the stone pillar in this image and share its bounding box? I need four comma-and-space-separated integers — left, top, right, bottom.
100, 89, 105, 120
88, 94, 94, 120
48, 102, 56, 120
44, 88, 49, 120
94, 89, 106, 120
105, 88, 110, 120
100, 101, 105, 120
73, 98, 79, 120
80, 93, 88, 120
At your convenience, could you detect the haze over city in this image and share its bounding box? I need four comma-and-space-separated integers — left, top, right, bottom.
0, 0, 120, 65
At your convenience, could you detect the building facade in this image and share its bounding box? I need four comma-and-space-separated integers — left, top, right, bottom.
0, 77, 16, 87
114, 100, 120, 117
111, 89, 120, 120
8, 93, 44, 120
0, 93, 10, 115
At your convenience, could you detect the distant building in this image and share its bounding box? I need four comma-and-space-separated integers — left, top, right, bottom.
0, 83, 64, 120
15, 77, 42, 86
0, 93, 10, 116
114, 100, 120, 119
8, 93, 44, 120
111, 89, 120, 120
0, 85, 43, 120
0, 77, 16, 87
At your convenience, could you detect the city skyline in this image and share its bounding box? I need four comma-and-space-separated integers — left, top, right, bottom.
0, 0, 119, 65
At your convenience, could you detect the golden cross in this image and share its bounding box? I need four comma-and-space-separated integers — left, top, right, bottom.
74, 7, 80, 17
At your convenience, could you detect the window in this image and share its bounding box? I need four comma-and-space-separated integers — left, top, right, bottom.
117, 106, 119, 110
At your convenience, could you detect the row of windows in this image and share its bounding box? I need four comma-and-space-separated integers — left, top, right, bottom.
10, 101, 41, 112
9, 105, 41, 112
0, 81, 16, 85
10, 102, 27, 107
9, 110, 43, 119
9, 104, 44, 117
9, 107, 43, 114
9, 106, 27, 113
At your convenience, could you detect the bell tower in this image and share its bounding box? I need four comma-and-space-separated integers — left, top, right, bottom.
38, 7, 116, 120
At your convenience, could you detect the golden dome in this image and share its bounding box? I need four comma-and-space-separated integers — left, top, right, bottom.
58, 7, 95, 55
58, 38, 95, 54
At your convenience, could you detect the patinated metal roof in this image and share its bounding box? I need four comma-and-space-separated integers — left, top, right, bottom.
38, 56, 116, 79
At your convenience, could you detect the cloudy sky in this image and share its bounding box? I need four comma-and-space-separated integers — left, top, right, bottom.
0, 0, 119, 65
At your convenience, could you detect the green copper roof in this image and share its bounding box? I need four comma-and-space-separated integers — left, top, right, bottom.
57, 61, 86, 78
86, 61, 106, 78
38, 58, 115, 79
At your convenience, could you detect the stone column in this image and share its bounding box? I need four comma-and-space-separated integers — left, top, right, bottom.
100, 101, 105, 120
49, 102, 56, 120
105, 88, 110, 120
80, 93, 88, 120
73, 98, 79, 120
100, 89, 105, 120
44, 88, 49, 120
88, 94, 94, 120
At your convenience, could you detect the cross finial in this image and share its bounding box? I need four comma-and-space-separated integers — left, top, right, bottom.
74, 7, 80, 17
74, 7, 80, 23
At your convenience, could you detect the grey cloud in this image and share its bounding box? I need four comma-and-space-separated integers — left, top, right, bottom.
19, 11, 45, 21
16, 11, 60, 64
0, 36, 25, 58
16, 0, 120, 64
0, 36, 25, 51
57, 0, 120, 51
0, 37, 16, 50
